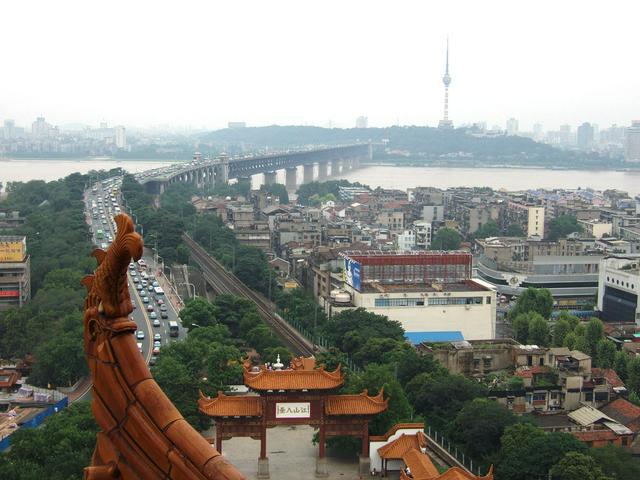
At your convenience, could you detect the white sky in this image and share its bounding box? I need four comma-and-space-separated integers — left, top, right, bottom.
1, 0, 638, 131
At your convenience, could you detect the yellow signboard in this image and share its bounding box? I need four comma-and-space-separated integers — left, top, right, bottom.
0, 241, 25, 262
284, 281, 299, 290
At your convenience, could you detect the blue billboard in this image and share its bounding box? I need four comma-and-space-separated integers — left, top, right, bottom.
344, 257, 361, 291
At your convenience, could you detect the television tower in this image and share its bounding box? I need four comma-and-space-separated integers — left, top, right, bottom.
438, 38, 453, 129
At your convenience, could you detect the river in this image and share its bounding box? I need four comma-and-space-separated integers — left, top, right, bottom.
3, 158, 640, 196
0, 158, 181, 183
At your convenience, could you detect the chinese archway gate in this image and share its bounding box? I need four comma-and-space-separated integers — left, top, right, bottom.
199, 357, 388, 478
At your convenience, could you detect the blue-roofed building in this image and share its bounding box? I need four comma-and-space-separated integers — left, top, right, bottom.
405, 331, 464, 344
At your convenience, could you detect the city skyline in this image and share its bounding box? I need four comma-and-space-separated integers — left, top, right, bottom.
1, 1, 639, 130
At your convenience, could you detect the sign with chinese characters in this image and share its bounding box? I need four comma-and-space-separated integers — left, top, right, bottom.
0, 240, 25, 263
275, 402, 311, 419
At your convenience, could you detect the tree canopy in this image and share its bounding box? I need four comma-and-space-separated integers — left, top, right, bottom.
430, 227, 462, 250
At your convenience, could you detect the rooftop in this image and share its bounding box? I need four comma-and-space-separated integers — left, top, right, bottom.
243, 359, 344, 391
360, 280, 489, 294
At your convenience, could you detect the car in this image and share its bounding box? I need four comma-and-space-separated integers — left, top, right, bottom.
152, 281, 159, 288
153, 318, 161, 327
147, 285, 154, 292
136, 330, 145, 340
157, 299, 165, 306
137, 342, 143, 353
131, 301, 136, 310
142, 296, 149, 303
133, 277, 140, 283
160, 311, 168, 319
141, 280, 148, 287
146, 304, 154, 312
136, 284, 143, 291
153, 333, 161, 341
152, 347, 161, 355
160, 304, 167, 312
130, 271, 137, 277
149, 312, 157, 319
149, 356, 157, 366
153, 340, 161, 349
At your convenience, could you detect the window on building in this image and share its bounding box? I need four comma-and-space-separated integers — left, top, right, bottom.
374, 298, 424, 307
486, 296, 491, 304
584, 392, 594, 402
483, 358, 492, 369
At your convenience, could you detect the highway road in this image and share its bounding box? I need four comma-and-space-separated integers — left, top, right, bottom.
76, 177, 187, 400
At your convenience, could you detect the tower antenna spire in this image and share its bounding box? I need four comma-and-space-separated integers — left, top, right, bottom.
438, 36, 453, 129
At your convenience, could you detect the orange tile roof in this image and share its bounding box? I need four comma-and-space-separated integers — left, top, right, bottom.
325, 388, 388, 416
436, 466, 494, 480
243, 365, 344, 391
591, 368, 625, 388
370, 423, 425, 442
600, 398, 640, 431
198, 391, 262, 417
377, 431, 427, 459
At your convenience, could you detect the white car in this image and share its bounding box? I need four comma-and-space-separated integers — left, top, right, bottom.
136, 330, 145, 340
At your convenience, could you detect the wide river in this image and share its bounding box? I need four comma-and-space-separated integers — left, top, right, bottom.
3, 158, 640, 196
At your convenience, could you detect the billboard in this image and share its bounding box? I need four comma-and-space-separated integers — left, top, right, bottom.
344, 257, 361, 291
0, 290, 19, 297
0, 239, 25, 263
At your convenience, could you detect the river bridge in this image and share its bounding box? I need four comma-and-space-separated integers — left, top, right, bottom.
136, 143, 370, 194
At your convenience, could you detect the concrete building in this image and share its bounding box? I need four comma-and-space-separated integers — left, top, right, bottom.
115, 126, 127, 149
421, 205, 444, 223
355, 116, 368, 129
597, 255, 640, 325
625, 121, 640, 162
413, 222, 432, 250
337, 251, 496, 341
396, 230, 415, 252
527, 206, 545, 238
506, 118, 519, 136
0, 236, 30, 310
578, 219, 613, 239
577, 122, 594, 149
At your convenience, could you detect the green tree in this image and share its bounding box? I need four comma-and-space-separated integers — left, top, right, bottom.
528, 315, 550, 346
246, 324, 281, 354
627, 357, 640, 395
260, 183, 289, 205
474, 220, 500, 239
614, 351, 629, 381
496, 424, 587, 480
505, 223, 525, 236
585, 317, 605, 357
552, 318, 571, 347
430, 228, 462, 250
550, 452, 611, 480
547, 215, 583, 241
179, 297, 218, 330
0, 402, 98, 480
262, 347, 293, 366
563, 331, 577, 350
449, 399, 518, 460
511, 313, 531, 344
509, 287, 554, 319
595, 339, 617, 369
588, 444, 640, 480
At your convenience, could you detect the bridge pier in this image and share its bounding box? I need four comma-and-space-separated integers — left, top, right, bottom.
214, 154, 230, 187
285, 167, 298, 191
264, 171, 278, 186
303, 164, 314, 184
317, 161, 328, 181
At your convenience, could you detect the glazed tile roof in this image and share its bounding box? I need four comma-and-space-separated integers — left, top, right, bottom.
601, 398, 640, 430
291, 356, 317, 371
326, 388, 388, 416
198, 391, 262, 417
243, 365, 344, 391
401, 448, 440, 479
377, 431, 426, 459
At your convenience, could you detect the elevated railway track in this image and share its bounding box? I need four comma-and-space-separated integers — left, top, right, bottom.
182, 234, 317, 357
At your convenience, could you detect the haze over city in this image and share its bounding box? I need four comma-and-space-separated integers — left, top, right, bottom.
1, 0, 639, 130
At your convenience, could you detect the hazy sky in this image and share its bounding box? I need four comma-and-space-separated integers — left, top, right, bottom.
1, 1, 638, 131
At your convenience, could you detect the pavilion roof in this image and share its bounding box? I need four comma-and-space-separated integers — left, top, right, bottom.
291, 356, 317, 371
325, 388, 388, 416
377, 430, 426, 459
243, 363, 344, 391
198, 391, 262, 417
401, 448, 440, 479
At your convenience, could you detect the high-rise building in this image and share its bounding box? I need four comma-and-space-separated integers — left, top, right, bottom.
355, 116, 368, 129
533, 123, 543, 141
115, 126, 127, 149
3, 120, 15, 139
506, 118, 519, 136
438, 38, 453, 129
625, 121, 640, 163
577, 122, 594, 149
31, 117, 51, 138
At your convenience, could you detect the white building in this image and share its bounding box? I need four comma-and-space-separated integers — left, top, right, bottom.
597, 255, 640, 325
115, 126, 127, 149
506, 117, 519, 136
396, 230, 415, 252
356, 116, 368, 129
414, 221, 432, 249
527, 206, 545, 238
338, 251, 496, 342
625, 121, 640, 163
